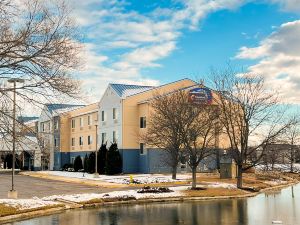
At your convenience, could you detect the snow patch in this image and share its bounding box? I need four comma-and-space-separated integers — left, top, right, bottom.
36, 171, 190, 184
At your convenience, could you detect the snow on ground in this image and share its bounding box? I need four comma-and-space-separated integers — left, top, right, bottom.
42, 186, 189, 203
256, 164, 300, 173
42, 182, 239, 203
0, 198, 59, 210
36, 171, 190, 184
201, 182, 237, 189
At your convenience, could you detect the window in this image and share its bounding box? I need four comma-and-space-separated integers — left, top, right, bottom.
54, 138, 58, 147
71, 157, 75, 165
54, 120, 59, 130
41, 123, 45, 132
101, 133, 106, 143
101, 111, 105, 121
140, 143, 144, 154
87, 115, 91, 125
71, 138, 75, 146
79, 136, 83, 146
113, 108, 117, 120
113, 131, 117, 143
71, 119, 75, 128
88, 135, 92, 145
80, 117, 83, 127
140, 117, 146, 128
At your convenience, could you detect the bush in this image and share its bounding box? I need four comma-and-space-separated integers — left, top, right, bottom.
98, 144, 107, 174
87, 152, 95, 173
105, 143, 122, 175
84, 154, 89, 172
62, 163, 73, 171
73, 155, 83, 172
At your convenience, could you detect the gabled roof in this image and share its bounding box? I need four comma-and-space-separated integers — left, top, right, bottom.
110, 83, 154, 98
45, 104, 85, 116
18, 116, 39, 124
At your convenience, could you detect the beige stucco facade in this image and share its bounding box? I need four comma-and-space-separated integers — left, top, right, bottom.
60, 103, 99, 153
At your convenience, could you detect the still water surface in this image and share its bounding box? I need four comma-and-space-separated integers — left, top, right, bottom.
6, 183, 300, 225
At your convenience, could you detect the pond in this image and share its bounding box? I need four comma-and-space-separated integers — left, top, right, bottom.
6, 183, 300, 225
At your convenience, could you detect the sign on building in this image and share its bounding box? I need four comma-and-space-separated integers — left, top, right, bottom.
188, 87, 213, 105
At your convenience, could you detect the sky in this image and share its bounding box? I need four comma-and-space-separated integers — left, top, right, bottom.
69, 0, 300, 103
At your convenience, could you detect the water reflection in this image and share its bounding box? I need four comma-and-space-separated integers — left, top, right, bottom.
7, 183, 300, 225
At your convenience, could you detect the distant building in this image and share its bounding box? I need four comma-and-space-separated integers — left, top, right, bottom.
0, 116, 41, 170
38, 104, 85, 170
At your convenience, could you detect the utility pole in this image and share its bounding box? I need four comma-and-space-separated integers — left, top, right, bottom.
94, 120, 99, 178
7, 78, 24, 199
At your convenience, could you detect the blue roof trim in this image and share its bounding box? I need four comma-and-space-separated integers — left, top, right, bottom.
126, 78, 197, 98
45, 104, 85, 114
110, 83, 154, 98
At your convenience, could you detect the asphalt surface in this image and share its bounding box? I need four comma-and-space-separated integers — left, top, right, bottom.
0, 173, 129, 198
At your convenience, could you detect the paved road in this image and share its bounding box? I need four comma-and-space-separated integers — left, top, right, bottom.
0, 173, 130, 198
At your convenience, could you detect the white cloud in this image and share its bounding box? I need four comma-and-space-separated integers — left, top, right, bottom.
236, 20, 300, 103
68, 0, 250, 103
270, 0, 300, 13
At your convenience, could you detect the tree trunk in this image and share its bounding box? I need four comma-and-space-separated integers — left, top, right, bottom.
290, 148, 294, 173
191, 167, 197, 189
237, 164, 243, 189
172, 166, 177, 180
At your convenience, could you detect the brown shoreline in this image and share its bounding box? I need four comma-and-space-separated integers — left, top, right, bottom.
0, 180, 298, 224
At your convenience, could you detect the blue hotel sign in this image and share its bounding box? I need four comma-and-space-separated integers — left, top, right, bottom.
188, 87, 213, 105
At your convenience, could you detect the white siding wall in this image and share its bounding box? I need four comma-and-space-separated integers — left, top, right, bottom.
38, 106, 54, 170
99, 86, 123, 148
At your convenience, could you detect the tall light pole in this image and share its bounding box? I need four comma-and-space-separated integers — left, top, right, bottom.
7, 78, 24, 199
94, 120, 99, 178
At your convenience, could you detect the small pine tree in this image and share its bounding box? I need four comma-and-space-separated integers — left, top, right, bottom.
98, 143, 107, 174
105, 143, 122, 175
88, 152, 95, 173
73, 155, 83, 172
84, 154, 89, 172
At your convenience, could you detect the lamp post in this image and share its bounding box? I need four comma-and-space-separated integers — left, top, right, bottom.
94, 120, 99, 178
7, 78, 24, 199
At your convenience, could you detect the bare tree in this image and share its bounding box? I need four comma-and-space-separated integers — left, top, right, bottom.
211, 68, 292, 188
141, 91, 185, 179
283, 119, 300, 173
0, 0, 81, 163
180, 103, 219, 189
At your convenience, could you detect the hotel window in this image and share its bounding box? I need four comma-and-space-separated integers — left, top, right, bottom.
54, 120, 59, 130
113, 108, 117, 120
71, 119, 75, 128
88, 135, 92, 145
140, 143, 144, 154
71, 138, 75, 146
79, 136, 83, 146
80, 117, 83, 127
87, 115, 91, 125
101, 133, 106, 143
140, 117, 146, 128
101, 111, 105, 121
113, 131, 117, 143
54, 138, 58, 147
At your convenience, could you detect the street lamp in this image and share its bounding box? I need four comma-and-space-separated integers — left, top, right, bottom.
7, 78, 24, 199
94, 120, 99, 178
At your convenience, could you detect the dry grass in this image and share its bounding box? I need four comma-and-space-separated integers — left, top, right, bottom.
0, 204, 64, 217
183, 188, 247, 197
0, 204, 17, 217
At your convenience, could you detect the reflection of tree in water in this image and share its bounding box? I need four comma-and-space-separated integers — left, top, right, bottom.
96, 210, 120, 225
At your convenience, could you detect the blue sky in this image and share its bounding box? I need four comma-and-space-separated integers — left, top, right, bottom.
72, 0, 300, 103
